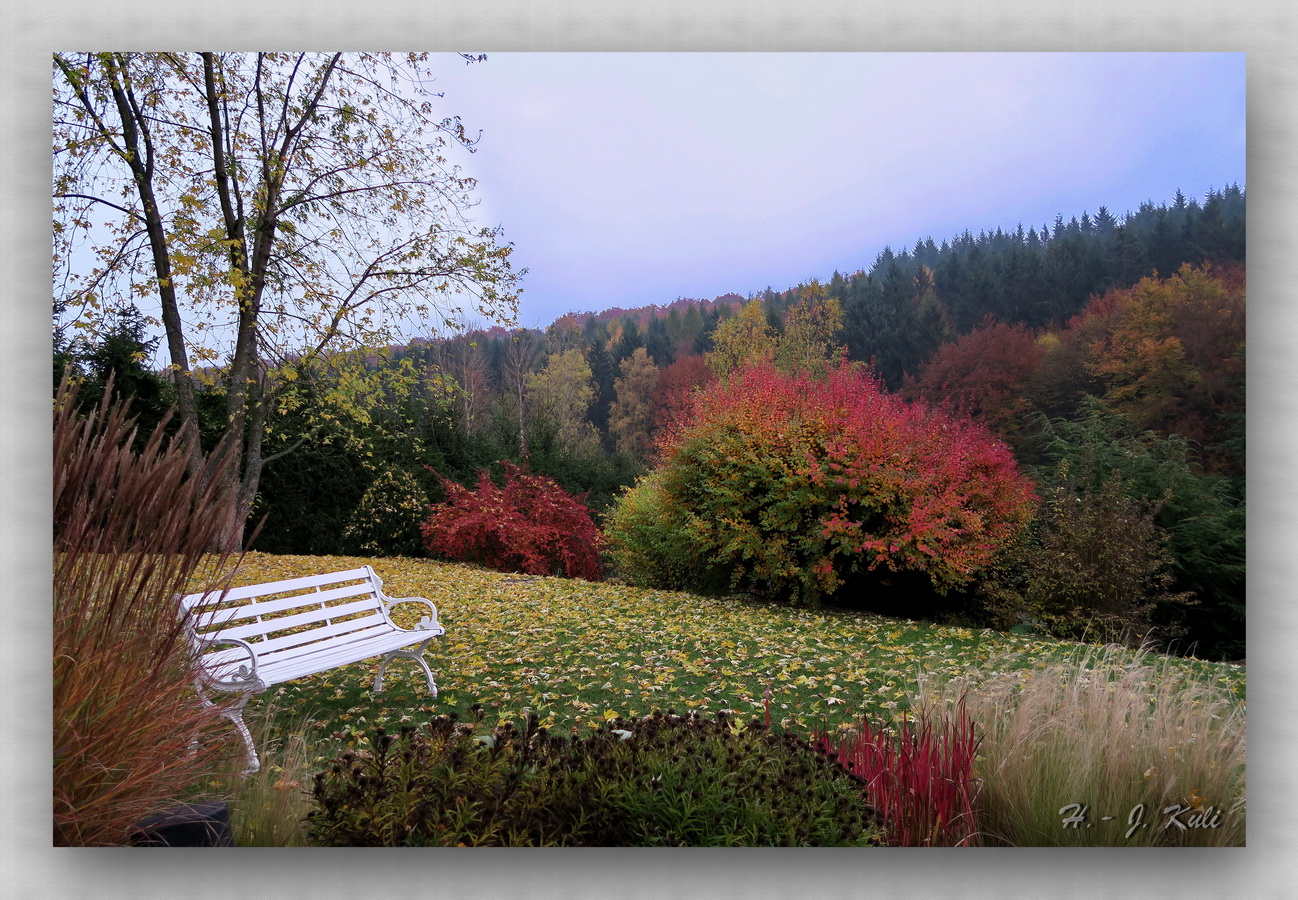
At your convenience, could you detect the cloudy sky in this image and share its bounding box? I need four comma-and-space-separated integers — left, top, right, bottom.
426, 52, 1245, 329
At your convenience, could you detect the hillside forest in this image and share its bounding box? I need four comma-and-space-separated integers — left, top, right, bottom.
54, 185, 1246, 660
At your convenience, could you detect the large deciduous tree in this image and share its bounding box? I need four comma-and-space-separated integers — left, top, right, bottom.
904, 317, 1045, 447
608, 346, 660, 460
1080, 263, 1245, 475
706, 298, 777, 377
525, 348, 600, 455
53, 52, 522, 547
774, 279, 845, 377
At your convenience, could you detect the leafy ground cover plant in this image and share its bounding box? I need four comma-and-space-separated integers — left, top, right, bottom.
422, 461, 603, 580
307, 710, 884, 846
812, 705, 981, 846
606, 361, 1036, 608
911, 645, 1246, 846
53, 378, 239, 845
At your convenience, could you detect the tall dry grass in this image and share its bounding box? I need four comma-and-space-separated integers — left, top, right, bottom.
912, 646, 1245, 846
226, 704, 320, 847
53, 378, 241, 845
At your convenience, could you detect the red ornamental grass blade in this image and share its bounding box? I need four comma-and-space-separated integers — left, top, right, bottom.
814, 706, 980, 847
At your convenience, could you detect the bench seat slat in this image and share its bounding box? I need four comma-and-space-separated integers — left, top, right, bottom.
262, 620, 429, 668
199, 623, 442, 687
199, 622, 409, 679
260, 630, 437, 684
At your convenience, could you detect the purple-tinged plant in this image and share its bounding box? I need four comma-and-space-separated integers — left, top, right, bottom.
54, 377, 241, 845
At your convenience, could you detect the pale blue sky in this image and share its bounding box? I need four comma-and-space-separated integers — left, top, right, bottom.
428, 52, 1245, 328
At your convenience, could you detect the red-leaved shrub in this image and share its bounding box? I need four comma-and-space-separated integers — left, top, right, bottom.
812, 707, 981, 847
421, 462, 603, 581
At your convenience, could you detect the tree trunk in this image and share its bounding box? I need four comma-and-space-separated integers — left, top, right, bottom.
92, 55, 209, 482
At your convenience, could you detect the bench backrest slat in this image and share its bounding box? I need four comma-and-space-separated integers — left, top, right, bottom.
208, 597, 384, 644
235, 614, 391, 660
180, 566, 375, 612
189, 581, 379, 633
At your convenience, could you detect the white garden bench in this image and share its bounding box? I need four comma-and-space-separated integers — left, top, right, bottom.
180, 565, 445, 773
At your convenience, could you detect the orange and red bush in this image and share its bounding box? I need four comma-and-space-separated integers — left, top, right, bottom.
608, 361, 1036, 606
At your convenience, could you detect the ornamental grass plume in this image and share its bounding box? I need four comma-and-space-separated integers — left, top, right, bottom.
910, 645, 1246, 847
53, 377, 241, 845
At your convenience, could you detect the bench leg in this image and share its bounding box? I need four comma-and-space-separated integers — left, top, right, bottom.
223, 701, 261, 775
375, 646, 439, 697
193, 689, 261, 775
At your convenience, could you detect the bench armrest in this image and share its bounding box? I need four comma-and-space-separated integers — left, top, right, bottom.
193, 635, 265, 691
384, 596, 444, 634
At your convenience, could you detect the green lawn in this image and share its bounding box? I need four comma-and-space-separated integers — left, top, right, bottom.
218, 552, 1245, 771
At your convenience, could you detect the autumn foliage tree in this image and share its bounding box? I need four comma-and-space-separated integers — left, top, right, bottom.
608, 347, 660, 460
904, 318, 1045, 447
606, 362, 1036, 607
525, 348, 601, 455
53, 52, 522, 549
706, 299, 777, 376
774, 279, 845, 376
650, 352, 715, 441
1078, 263, 1245, 475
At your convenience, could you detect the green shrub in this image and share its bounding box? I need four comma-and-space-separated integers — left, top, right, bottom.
602, 470, 726, 592
307, 711, 884, 847
1035, 404, 1245, 659
980, 460, 1193, 647
341, 468, 429, 557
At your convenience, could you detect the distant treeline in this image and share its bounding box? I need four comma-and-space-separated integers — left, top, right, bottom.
55, 185, 1246, 657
